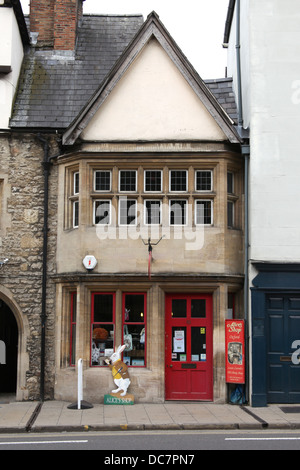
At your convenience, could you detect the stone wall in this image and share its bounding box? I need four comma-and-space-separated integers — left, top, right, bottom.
0, 132, 58, 400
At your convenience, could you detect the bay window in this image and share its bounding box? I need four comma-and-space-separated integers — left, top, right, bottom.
195, 200, 213, 225
170, 199, 187, 225
119, 170, 137, 192
144, 170, 162, 192
94, 170, 111, 192
169, 170, 187, 192
196, 170, 212, 192
119, 198, 137, 225
94, 200, 111, 225
144, 200, 161, 225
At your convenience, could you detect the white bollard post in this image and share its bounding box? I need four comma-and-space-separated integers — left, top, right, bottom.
67, 358, 92, 410
77, 358, 83, 410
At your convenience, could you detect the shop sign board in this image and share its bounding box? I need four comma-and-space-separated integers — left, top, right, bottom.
225, 319, 245, 384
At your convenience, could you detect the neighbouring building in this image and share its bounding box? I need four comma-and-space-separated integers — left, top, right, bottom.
224, 0, 300, 406
0, 0, 246, 403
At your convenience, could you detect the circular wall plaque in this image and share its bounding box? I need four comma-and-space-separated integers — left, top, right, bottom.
83, 255, 97, 270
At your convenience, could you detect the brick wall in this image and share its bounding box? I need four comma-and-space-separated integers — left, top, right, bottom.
30, 0, 55, 47
30, 0, 84, 50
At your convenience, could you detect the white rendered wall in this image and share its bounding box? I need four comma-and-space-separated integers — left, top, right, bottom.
0, 7, 24, 129
82, 37, 227, 142
228, 0, 300, 263
249, 0, 300, 262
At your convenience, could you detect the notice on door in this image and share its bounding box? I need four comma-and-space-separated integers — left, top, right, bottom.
225, 320, 245, 384
173, 330, 185, 353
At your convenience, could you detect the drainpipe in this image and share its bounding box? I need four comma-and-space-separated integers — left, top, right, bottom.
242, 147, 250, 404
37, 134, 51, 402
235, 0, 250, 403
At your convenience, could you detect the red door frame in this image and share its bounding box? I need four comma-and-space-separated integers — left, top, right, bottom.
165, 293, 213, 401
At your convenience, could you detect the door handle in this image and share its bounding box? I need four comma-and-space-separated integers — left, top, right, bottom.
169, 364, 173, 368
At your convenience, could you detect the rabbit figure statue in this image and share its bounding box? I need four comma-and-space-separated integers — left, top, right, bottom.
105, 344, 131, 397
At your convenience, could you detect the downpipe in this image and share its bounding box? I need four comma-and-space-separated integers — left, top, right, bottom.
236, 0, 250, 404
37, 134, 51, 402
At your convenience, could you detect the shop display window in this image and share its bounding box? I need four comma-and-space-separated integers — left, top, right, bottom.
91, 293, 115, 366
122, 293, 146, 367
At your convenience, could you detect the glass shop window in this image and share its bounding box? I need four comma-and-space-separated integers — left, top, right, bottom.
91, 293, 115, 366
122, 293, 146, 367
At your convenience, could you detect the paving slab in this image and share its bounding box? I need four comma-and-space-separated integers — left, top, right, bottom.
1, 398, 300, 433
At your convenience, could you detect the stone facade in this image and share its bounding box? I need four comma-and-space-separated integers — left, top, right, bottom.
0, 133, 58, 400
0, 2, 246, 403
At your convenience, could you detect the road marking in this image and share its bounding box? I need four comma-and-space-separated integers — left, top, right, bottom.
226, 437, 300, 441
0, 440, 88, 445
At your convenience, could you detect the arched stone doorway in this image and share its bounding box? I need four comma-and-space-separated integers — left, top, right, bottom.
0, 287, 29, 401
0, 300, 18, 394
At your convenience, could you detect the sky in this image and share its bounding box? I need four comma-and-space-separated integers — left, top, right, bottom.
20, 0, 230, 79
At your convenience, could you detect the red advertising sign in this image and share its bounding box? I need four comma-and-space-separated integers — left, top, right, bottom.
225, 319, 245, 384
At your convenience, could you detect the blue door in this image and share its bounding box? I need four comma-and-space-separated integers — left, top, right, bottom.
267, 295, 300, 403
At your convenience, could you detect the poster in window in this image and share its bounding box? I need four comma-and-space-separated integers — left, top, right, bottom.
173, 330, 185, 353
225, 320, 245, 384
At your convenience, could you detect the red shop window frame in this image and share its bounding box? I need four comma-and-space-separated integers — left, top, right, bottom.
70, 292, 77, 367
122, 292, 147, 367
91, 292, 115, 367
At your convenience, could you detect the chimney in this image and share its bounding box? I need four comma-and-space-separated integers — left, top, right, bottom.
30, 0, 85, 50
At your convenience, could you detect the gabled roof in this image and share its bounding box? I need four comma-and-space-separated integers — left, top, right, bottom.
9, 14, 144, 129
63, 11, 241, 145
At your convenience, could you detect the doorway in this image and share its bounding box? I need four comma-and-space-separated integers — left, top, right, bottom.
0, 300, 18, 393
267, 294, 300, 403
165, 294, 213, 401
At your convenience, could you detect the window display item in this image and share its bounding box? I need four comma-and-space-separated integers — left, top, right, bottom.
93, 327, 109, 340
123, 325, 133, 351
91, 341, 100, 363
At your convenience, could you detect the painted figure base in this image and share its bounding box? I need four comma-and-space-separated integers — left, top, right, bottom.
104, 392, 134, 405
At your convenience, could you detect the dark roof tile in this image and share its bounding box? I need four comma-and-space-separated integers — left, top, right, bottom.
10, 15, 144, 129
205, 78, 238, 123
10, 15, 238, 130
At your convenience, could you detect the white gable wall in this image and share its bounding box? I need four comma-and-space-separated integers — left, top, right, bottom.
81, 37, 227, 142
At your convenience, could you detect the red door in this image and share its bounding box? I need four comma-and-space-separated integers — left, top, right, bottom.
165, 294, 213, 401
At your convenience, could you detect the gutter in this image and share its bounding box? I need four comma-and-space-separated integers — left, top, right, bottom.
223, 0, 236, 46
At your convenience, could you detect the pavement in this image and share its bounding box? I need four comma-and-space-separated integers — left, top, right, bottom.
1, 396, 300, 433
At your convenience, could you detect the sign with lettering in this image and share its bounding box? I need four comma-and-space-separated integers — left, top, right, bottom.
104, 393, 134, 405
225, 320, 245, 384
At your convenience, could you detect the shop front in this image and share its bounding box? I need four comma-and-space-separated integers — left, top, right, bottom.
53, 276, 243, 404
